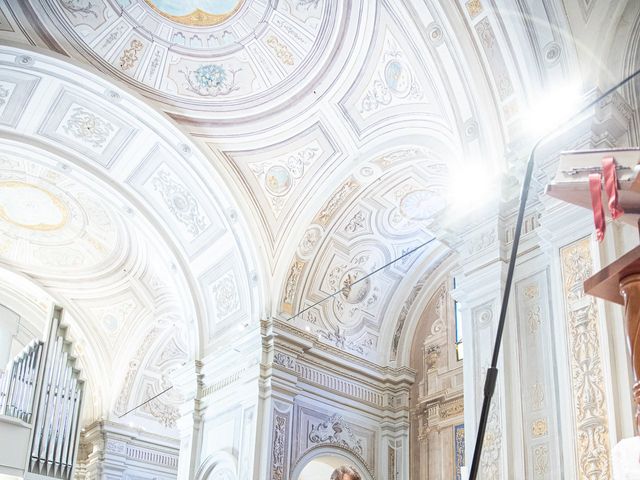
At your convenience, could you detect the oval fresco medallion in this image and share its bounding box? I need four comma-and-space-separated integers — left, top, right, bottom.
265, 165, 293, 196
384, 59, 412, 95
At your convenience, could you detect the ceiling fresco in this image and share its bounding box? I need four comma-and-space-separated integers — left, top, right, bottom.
142, 0, 245, 26
30, 0, 352, 119
0, 155, 119, 275
0, 0, 605, 431
0, 43, 263, 432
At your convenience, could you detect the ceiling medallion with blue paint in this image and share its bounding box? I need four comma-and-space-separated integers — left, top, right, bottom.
265, 165, 293, 196
143, 0, 245, 27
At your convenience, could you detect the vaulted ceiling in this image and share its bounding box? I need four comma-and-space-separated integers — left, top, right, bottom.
0, 0, 636, 432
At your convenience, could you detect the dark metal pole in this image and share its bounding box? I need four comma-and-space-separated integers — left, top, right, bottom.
468, 67, 640, 479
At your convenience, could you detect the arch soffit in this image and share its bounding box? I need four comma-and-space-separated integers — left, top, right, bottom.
0, 44, 264, 359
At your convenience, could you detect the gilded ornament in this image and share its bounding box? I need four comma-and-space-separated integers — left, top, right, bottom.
119, 39, 144, 71
531, 418, 548, 437
315, 178, 359, 226
560, 237, 612, 478
143, 0, 244, 27
266, 36, 294, 66
466, 0, 483, 18
0, 181, 69, 231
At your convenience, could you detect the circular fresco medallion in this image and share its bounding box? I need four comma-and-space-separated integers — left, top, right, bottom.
399, 190, 446, 221
0, 180, 68, 232
265, 165, 292, 196
0, 161, 119, 273
143, 0, 245, 27
384, 60, 412, 95
339, 268, 370, 304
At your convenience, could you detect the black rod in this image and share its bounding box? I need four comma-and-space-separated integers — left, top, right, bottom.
288, 236, 437, 322
468, 67, 640, 479
117, 386, 173, 418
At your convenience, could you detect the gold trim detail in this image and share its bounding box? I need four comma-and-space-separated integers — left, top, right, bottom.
142, 1, 244, 27
559, 236, 612, 478
0, 180, 69, 231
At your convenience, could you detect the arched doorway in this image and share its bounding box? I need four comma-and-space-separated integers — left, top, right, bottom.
291, 446, 374, 480
298, 455, 342, 480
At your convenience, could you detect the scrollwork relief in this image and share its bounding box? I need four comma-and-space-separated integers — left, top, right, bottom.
62, 106, 114, 149
480, 400, 502, 479
273, 352, 296, 370
360, 34, 422, 113
272, 415, 287, 480
560, 237, 612, 479
152, 170, 208, 237
308, 414, 363, 456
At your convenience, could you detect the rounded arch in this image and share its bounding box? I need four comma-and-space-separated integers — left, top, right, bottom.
291, 445, 375, 480
195, 451, 238, 480
0, 43, 264, 360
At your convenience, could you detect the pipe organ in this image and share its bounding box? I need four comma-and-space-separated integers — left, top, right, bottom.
0, 340, 43, 423
0, 306, 84, 479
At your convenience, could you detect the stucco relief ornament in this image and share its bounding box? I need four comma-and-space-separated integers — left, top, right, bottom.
317, 328, 372, 355
0, 84, 11, 108
298, 226, 322, 258
283, 260, 304, 305
272, 416, 287, 480
120, 39, 143, 71
62, 106, 114, 148
273, 352, 296, 369
308, 414, 364, 455
60, 0, 97, 17
211, 273, 239, 318
480, 400, 502, 478
360, 48, 421, 113
425, 344, 440, 370
152, 171, 207, 236
182, 64, 240, 97
297, 0, 320, 9
345, 210, 366, 233
143, 380, 180, 428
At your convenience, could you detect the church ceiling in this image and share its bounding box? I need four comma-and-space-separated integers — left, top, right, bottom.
277, 146, 455, 362
0, 42, 263, 430
0, 0, 616, 407
26, 0, 354, 121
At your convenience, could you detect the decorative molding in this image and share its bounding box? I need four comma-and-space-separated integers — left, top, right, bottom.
474, 17, 514, 101
314, 178, 360, 227
559, 237, 612, 478
455, 424, 465, 480
480, 399, 502, 479
152, 170, 208, 237
358, 31, 422, 115
308, 414, 364, 455
273, 352, 296, 370
391, 281, 424, 359
201, 365, 252, 399
282, 259, 305, 313
272, 415, 287, 480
